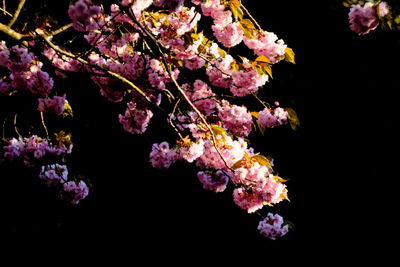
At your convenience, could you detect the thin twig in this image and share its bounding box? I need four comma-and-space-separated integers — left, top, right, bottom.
7, 0, 26, 28
197, 53, 232, 78
2, 116, 7, 139
168, 98, 184, 140
252, 93, 269, 109
0, 7, 12, 17
2, 0, 5, 15
48, 23, 72, 36
240, 3, 262, 31
40, 112, 49, 140
14, 113, 21, 137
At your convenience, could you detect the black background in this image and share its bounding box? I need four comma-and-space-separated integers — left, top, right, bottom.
1, 0, 399, 263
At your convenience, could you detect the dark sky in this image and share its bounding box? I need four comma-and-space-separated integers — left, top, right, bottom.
1, 0, 398, 263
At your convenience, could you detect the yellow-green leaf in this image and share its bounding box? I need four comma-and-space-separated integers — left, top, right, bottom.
232, 158, 246, 169
262, 63, 273, 78
239, 19, 256, 39
255, 55, 270, 64
63, 100, 73, 118
232, 153, 251, 169
387, 19, 393, 30
229, 0, 243, 21
253, 55, 273, 78
211, 125, 228, 141
284, 47, 295, 64
231, 61, 239, 72
395, 15, 400, 24
285, 107, 300, 131
257, 121, 266, 135
251, 154, 274, 171
250, 111, 259, 119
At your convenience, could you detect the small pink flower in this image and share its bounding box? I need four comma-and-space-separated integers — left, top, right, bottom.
149, 142, 177, 168
212, 22, 244, 48
217, 100, 253, 137
257, 213, 289, 240
349, 3, 379, 35
197, 170, 229, 192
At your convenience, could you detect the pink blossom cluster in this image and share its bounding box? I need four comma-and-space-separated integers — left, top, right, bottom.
197, 170, 229, 192
0, 43, 53, 97
119, 101, 154, 134
258, 106, 288, 129
39, 163, 69, 187
231, 59, 269, 96
0, 135, 73, 167
153, 0, 185, 12
349, 2, 379, 35
201, 0, 244, 48
149, 131, 252, 174
243, 30, 287, 64
68, 0, 102, 32
377, 2, 390, 18
150, 109, 287, 212
200, 0, 225, 16
166, 33, 206, 70
39, 163, 89, 204
0, 42, 69, 116
38, 94, 66, 115
121, 0, 153, 19
231, 160, 287, 213
168, 6, 201, 36
60, 180, 89, 205
206, 55, 235, 88
43, 48, 82, 75
178, 139, 205, 163
212, 22, 244, 48
183, 79, 217, 116
196, 135, 248, 170
147, 58, 180, 91
149, 141, 177, 168
217, 100, 252, 137
257, 213, 289, 240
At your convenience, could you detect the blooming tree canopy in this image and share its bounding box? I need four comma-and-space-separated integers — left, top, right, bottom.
0, 0, 300, 239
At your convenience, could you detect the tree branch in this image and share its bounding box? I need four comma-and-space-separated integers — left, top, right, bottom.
37, 32, 159, 109
0, 22, 28, 41
40, 112, 49, 140
8, 0, 26, 28
14, 113, 21, 137
48, 23, 72, 37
